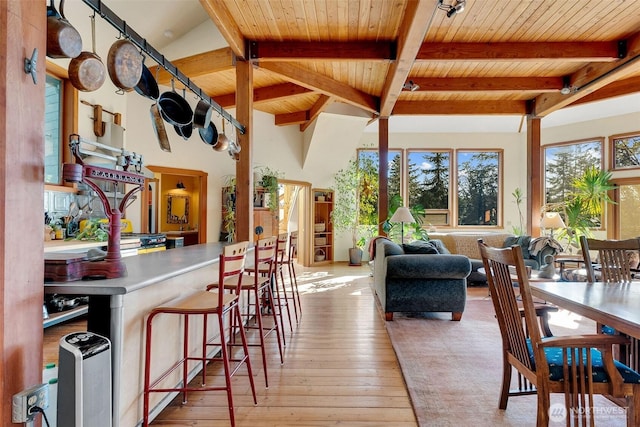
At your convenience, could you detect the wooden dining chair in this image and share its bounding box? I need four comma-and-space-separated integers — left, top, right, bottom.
478, 239, 640, 427
579, 236, 640, 283
580, 235, 640, 370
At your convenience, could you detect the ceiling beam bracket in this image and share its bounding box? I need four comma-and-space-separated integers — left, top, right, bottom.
619, 40, 628, 59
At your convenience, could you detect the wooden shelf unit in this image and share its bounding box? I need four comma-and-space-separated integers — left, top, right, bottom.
312, 189, 334, 264
221, 186, 278, 242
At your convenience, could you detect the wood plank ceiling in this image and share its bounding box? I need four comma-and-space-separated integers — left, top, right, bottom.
154, 0, 640, 130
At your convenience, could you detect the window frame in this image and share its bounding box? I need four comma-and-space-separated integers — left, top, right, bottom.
406, 148, 453, 226
609, 131, 640, 171
45, 61, 77, 191
455, 149, 503, 228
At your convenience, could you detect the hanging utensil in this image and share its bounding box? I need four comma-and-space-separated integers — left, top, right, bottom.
68, 13, 106, 92
150, 103, 171, 152
213, 119, 229, 152
46, 0, 82, 59
107, 38, 144, 90
173, 88, 193, 140
158, 79, 193, 127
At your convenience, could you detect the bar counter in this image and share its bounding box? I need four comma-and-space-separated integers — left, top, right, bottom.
45, 243, 227, 427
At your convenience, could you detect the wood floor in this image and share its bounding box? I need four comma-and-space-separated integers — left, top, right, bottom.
43, 263, 418, 426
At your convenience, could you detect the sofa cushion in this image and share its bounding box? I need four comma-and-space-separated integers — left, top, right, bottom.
403, 240, 439, 254
503, 235, 532, 259
383, 240, 405, 256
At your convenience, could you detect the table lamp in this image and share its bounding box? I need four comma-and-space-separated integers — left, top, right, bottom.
540, 212, 566, 239
389, 206, 415, 244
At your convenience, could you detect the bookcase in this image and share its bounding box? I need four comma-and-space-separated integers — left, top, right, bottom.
312, 189, 334, 264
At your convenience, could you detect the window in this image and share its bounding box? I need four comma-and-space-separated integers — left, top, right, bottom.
45, 74, 62, 184
544, 139, 603, 205
407, 150, 451, 225
357, 149, 402, 226
457, 150, 501, 226
610, 131, 640, 171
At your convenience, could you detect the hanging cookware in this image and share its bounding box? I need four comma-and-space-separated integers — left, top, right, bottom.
213, 119, 230, 152
46, 0, 82, 59
150, 103, 171, 152
198, 121, 219, 146
193, 99, 213, 129
228, 139, 241, 161
173, 89, 193, 140
134, 60, 159, 100
107, 38, 144, 90
158, 79, 193, 127
68, 14, 106, 92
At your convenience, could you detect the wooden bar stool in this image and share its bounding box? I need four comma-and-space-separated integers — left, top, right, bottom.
276, 232, 301, 324
273, 233, 295, 337
142, 241, 256, 427
223, 236, 283, 388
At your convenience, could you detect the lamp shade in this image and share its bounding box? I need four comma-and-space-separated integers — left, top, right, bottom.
540, 212, 566, 229
390, 206, 415, 224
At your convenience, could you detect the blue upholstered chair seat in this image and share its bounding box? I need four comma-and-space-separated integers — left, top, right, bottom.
526, 339, 640, 383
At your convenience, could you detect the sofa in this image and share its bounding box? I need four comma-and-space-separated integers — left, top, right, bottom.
429, 232, 559, 284
373, 238, 471, 321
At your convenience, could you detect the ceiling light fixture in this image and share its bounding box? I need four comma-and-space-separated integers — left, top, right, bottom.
438, 0, 466, 18
403, 80, 420, 92
560, 75, 572, 95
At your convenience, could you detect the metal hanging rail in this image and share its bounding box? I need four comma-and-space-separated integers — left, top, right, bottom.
81, 0, 245, 134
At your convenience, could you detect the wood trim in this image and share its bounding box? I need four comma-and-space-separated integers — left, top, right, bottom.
378, 118, 389, 235
527, 117, 542, 236
235, 59, 253, 242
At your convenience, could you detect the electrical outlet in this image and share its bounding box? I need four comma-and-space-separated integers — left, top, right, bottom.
12, 383, 49, 423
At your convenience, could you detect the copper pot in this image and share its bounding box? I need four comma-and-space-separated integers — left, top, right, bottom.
68, 15, 105, 92
46, 0, 82, 59
107, 39, 143, 90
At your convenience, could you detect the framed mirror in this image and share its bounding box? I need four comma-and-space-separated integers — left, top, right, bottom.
167, 195, 189, 224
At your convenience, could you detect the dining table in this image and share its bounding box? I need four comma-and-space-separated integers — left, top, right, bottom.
529, 280, 640, 372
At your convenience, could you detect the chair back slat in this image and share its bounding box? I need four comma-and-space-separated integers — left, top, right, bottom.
215, 241, 248, 301
254, 236, 277, 278
478, 240, 542, 373
289, 231, 298, 260
276, 232, 288, 265
580, 236, 640, 283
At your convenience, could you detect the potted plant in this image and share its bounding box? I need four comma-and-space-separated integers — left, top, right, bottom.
256, 166, 283, 214
543, 166, 615, 253
330, 157, 368, 265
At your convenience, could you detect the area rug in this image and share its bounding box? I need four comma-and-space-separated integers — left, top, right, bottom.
384, 297, 627, 427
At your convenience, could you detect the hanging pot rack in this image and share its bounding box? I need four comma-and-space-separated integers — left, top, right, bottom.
80, 0, 245, 134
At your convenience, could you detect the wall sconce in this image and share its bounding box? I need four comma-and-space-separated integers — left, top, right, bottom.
402, 80, 420, 91
176, 181, 186, 189
438, 0, 466, 18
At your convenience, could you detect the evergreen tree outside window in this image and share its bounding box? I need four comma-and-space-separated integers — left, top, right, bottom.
357, 149, 402, 226
407, 150, 451, 225
611, 132, 640, 170
457, 150, 501, 226
544, 139, 603, 205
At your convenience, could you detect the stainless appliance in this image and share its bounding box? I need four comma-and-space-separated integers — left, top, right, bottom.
57, 332, 112, 427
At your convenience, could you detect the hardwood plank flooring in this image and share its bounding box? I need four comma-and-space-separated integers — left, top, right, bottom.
43, 263, 418, 426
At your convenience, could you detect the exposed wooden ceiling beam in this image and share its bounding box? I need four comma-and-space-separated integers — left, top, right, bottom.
199, 0, 246, 59
416, 42, 621, 62
258, 62, 378, 114
406, 77, 563, 92
300, 95, 334, 131
379, 0, 439, 118
248, 40, 395, 62
569, 76, 640, 106
213, 83, 313, 108
275, 111, 308, 126
393, 100, 527, 115
532, 32, 640, 116
152, 48, 235, 86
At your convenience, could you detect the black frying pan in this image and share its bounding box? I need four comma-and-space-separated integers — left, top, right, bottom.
198, 121, 218, 146
158, 80, 193, 127
134, 63, 159, 100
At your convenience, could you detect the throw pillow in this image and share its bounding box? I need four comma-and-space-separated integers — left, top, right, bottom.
430, 239, 451, 254
503, 235, 532, 259
403, 240, 439, 254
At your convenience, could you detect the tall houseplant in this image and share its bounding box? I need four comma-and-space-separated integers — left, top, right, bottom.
331, 157, 367, 265
543, 166, 615, 252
